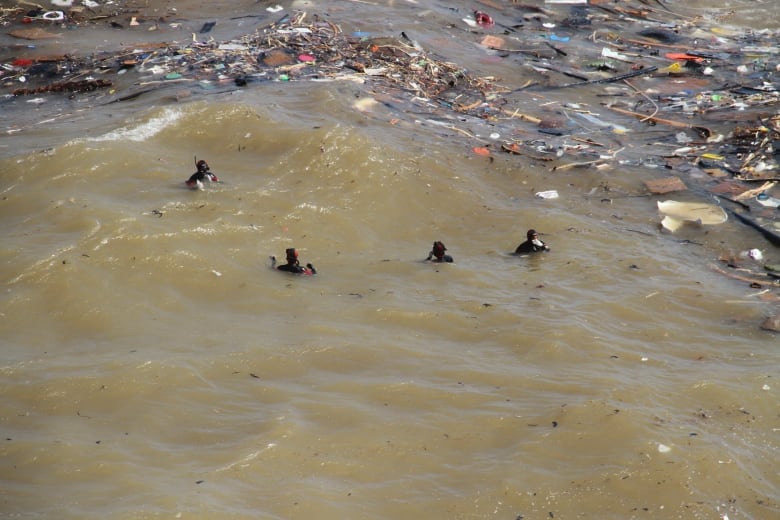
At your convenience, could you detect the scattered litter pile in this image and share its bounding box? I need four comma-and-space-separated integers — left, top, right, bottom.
2, 1, 778, 328
1, 9, 508, 101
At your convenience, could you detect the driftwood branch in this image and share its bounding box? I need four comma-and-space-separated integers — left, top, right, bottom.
549, 66, 658, 89
605, 104, 712, 137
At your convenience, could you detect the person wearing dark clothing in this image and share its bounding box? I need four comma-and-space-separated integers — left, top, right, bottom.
186, 159, 219, 190
515, 229, 550, 254
271, 248, 316, 275
426, 241, 454, 263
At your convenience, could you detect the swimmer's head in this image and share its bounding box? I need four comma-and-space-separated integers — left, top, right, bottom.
432, 241, 447, 258
285, 248, 298, 262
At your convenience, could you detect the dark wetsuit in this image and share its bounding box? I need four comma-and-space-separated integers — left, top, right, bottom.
277, 263, 315, 275
186, 160, 218, 188
186, 170, 213, 186
427, 253, 454, 263
515, 238, 549, 254
272, 253, 316, 275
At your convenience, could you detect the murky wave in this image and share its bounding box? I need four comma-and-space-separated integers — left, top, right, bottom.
83, 106, 187, 143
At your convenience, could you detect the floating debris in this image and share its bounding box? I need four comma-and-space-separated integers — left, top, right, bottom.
13, 78, 112, 95
8, 28, 61, 40
645, 177, 687, 195
657, 200, 728, 232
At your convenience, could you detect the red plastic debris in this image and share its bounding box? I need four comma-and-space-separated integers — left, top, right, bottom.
474, 11, 494, 27
665, 52, 705, 63
12, 58, 33, 67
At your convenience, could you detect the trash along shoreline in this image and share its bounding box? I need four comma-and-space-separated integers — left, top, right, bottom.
2, 1, 779, 330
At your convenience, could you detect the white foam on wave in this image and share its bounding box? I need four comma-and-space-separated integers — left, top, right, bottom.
86, 106, 185, 143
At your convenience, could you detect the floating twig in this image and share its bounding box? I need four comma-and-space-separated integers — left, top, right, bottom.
606, 104, 712, 137
550, 65, 658, 89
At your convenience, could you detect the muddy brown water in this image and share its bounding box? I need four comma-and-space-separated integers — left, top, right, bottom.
1, 1, 779, 519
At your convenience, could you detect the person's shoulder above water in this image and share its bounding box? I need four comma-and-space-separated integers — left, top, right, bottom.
425, 240, 454, 263
271, 247, 316, 275
186, 159, 220, 190
514, 229, 550, 254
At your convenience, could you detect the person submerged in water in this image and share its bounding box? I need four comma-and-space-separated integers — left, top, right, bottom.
271, 248, 316, 275
515, 229, 550, 254
185, 159, 220, 190
426, 241, 454, 263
